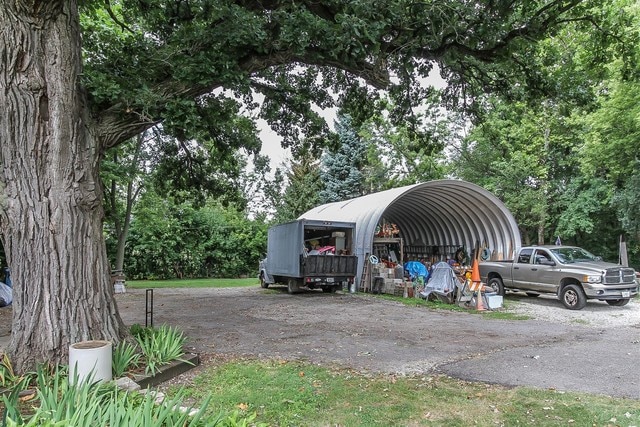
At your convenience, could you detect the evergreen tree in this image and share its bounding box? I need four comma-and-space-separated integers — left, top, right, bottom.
275, 153, 323, 222
319, 115, 369, 203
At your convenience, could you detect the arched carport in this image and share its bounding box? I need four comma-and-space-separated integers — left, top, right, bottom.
300, 180, 521, 285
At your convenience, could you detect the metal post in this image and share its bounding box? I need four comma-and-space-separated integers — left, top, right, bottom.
145, 289, 153, 328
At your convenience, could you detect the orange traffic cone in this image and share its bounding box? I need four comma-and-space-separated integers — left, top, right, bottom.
475, 287, 486, 311
471, 258, 481, 283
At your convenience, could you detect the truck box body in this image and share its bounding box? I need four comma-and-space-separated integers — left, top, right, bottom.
266, 220, 307, 277
260, 219, 358, 293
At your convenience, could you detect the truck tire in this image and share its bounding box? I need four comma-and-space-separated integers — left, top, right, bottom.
605, 299, 630, 306
260, 274, 269, 289
560, 284, 587, 310
487, 277, 505, 296
287, 278, 301, 294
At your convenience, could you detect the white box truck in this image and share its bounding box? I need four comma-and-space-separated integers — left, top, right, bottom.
259, 219, 358, 294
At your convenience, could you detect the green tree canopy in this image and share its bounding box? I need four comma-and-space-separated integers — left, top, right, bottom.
449, 0, 640, 262
79, 0, 596, 150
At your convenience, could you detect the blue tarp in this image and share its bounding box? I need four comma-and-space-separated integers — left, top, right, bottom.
404, 261, 429, 282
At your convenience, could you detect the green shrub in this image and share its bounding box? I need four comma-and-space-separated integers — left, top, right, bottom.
135, 325, 189, 376
112, 341, 141, 378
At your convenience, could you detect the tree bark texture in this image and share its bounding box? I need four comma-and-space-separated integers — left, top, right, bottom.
0, 1, 126, 372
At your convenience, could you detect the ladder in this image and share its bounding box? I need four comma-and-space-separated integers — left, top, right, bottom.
360, 255, 371, 292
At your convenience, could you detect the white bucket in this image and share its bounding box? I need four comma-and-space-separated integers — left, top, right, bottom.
69, 340, 112, 384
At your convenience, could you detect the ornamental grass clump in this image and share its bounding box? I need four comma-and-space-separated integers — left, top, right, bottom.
112, 340, 142, 378
2, 365, 218, 426
0, 353, 24, 388
135, 325, 189, 376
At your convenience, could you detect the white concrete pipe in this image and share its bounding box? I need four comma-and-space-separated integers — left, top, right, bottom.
69, 340, 112, 384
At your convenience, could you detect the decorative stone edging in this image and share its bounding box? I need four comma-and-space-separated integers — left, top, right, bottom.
114, 353, 202, 415
115, 353, 200, 390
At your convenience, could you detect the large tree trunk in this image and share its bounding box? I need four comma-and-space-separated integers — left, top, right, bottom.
0, 1, 126, 372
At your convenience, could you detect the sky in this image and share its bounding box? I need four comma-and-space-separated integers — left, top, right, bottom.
257, 105, 338, 171
257, 66, 447, 171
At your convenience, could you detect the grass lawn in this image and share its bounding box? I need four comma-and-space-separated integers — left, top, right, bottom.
170, 357, 640, 427
127, 277, 259, 289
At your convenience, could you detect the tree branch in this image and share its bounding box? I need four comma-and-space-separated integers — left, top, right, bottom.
104, 0, 134, 33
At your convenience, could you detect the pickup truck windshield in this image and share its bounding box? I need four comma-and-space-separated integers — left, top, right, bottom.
549, 247, 598, 264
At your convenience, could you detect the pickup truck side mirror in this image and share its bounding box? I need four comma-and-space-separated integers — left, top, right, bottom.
541, 260, 556, 266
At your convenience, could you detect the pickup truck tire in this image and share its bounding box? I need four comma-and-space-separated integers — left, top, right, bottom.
287, 278, 301, 294
487, 277, 505, 296
560, 284, 587, 310
605, 299, 630, 307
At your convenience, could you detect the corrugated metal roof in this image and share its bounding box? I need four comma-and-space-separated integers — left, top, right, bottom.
300, 180, 521, 284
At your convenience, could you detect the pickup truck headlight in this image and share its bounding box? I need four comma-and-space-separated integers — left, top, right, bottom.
583, 275, 602, 284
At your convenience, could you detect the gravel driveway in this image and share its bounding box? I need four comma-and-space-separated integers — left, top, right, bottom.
115, 286, 640, 398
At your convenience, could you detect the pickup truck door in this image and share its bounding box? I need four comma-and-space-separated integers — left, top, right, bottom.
511, 248, 534, 289
528, 249, 558, 292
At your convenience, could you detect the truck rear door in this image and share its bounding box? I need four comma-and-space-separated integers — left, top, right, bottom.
528, 248, 558, 292
511, 248, 534, 289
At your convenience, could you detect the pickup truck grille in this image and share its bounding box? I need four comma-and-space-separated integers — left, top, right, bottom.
603, 268, 636, 285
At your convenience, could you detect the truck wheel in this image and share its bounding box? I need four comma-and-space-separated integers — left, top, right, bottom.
606, 299, 630, 306
487, 277, 505, 296
560, 284, 586, 310
260, 274, 269, 289
287, 279, 300, 294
